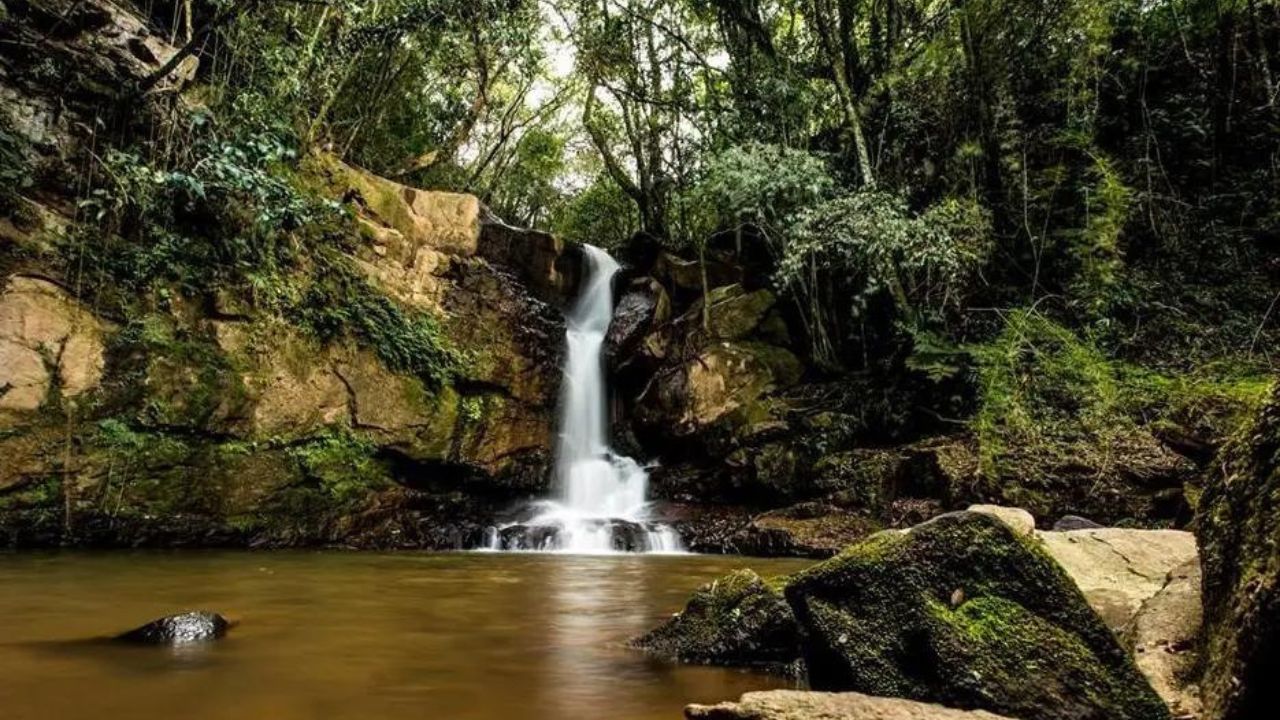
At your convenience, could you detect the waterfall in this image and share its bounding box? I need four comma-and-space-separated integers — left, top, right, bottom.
483, 245, 682, 554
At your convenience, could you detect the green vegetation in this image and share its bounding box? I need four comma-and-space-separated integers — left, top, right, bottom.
972, 310, 1270, 480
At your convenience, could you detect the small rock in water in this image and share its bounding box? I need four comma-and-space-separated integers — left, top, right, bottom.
1053, 514, 1104, 531
115, 612, 231, 645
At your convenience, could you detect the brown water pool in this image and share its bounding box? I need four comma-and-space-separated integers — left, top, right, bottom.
0, 551, 812, 720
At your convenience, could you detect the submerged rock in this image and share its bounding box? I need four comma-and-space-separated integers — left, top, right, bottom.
116, 612, 230, 645
631, 569, 802, 673
686, 690, 1017, 720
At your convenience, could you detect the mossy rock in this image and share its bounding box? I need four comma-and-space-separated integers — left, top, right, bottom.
699, 284, 776, 341
631, 569, 802, 673
784, 512, 1168, 720
1197, 383, 1280, 720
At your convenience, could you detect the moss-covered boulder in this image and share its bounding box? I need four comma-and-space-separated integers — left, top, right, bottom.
632, 569, 802, 673
1197, 384, 1280, 720
784, 512, 1168, 720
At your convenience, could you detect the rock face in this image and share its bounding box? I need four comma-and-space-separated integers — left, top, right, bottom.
641, 512, 1168, 720
1196, 386, 1280, 720
0, 0, 198, 172
632, 569, 801, 673
116, 612, 230, 645
686, 690, 1018, 720
0, 276, 106, 421
785, 512, 1168, 720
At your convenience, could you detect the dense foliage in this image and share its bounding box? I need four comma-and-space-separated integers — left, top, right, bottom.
6, 0, 1279, 487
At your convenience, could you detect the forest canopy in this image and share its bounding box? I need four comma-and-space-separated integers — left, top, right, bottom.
25, 0, 1280, 381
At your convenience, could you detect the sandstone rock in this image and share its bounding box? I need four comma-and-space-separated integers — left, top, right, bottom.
0, 276, 106, 420
0, 0, 198, 169
1123, 559, 1202, 718
698, 284, 777, 341
638, 341, 802, 439
654, 251, 740, 300
1036, 527, 1197, 631
966, 504, 1035, 537
115, 611, 230, 645
476, 215, 580, 304
632, 569, 802, 672
1196, 385, 1280, 720
443, 260, 562, 407
784, 512, 1167, 720
310, 152, 480, 259
686, 690, 1017, 720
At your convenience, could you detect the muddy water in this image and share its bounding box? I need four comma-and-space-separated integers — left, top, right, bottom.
0, 552, 811, 720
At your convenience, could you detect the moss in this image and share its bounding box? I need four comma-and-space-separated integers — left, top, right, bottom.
1196, 382, 1280, 720
288, 428, 390, 504
103, 315, 249, 431
631, 568, 802, 672
969, 310, 1266, 522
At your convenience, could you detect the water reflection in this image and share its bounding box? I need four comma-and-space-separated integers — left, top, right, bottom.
0, 552, 811, 720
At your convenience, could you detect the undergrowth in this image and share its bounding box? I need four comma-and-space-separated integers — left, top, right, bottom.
971, 310, 1270, 478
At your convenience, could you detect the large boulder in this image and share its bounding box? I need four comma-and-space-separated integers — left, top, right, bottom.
686, 690, 1017, 720
1036, 527, 1198, 631
0, 276, 106, 424
696, 284, 777, 341
631, 569, 802, 673
783, 512, 1168, 720
1196, 385, 1280, 720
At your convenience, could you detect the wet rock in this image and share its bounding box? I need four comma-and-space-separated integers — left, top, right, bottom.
1197, 386, 1280, 720
605, 277, 670, 368
784, 512, 1167, 720
1036, 527, 1197, 631
1053, 514, 1104, 531
686, 690, 1017, 720
495, 518, 670, 552
116, 612, 230, 645
632, 569, 801, 673
1123, 559, 1203, 718
477, 214, 581, 305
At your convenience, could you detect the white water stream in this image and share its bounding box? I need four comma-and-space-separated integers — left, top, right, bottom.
485, 245, 682, 554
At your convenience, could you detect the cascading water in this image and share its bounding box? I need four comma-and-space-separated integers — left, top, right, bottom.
484, 245, 682, 554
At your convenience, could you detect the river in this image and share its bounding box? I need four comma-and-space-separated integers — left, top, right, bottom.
0, 551, 811, 720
